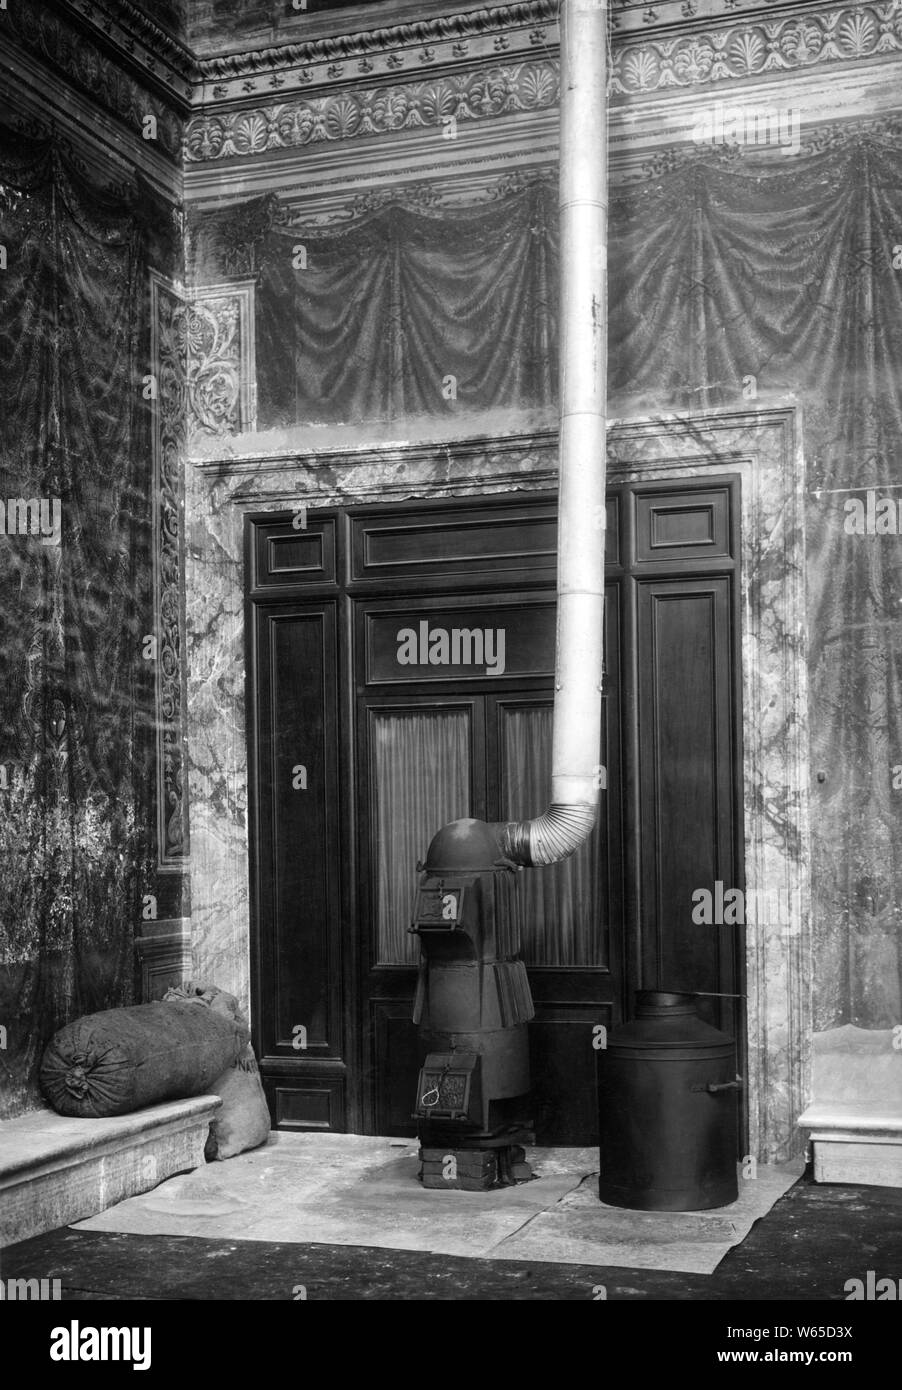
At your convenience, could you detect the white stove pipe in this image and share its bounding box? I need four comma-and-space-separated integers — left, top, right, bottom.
500, 0, 608, 867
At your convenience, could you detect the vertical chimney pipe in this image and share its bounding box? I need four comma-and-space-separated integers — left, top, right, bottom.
500, 0, 608, 867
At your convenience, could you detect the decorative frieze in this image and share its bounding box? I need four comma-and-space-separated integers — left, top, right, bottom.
148, 276, 258, 868
608, 0, 878, 32
184, 61, 558, 162
185, 285, 257, 446
151, 275, 190, 870
610, 1, 902, 97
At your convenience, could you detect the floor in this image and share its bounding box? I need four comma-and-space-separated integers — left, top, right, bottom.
65, 1133, 803, 1275
3, 1161, 901, 1301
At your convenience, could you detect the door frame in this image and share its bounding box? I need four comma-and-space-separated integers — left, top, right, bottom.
186, 404, 810, 1162
247, 478, 748, 1152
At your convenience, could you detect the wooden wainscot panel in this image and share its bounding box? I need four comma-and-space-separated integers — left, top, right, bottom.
351, 499, 557, 583
634, 486, 733, 564
253, 604, 344, 1060
372, 999, 421, 1137
528, 1003, 613, 1146
269, 1081, 345, 1132
251, 513, 337, 588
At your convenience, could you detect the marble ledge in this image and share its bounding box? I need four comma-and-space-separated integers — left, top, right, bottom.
0, 1097, 221, 1247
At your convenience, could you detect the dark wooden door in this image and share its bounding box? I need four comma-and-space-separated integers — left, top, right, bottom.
246, 478, 744, 1145
354, 595, 621, 1142
246, 514, 352, 1131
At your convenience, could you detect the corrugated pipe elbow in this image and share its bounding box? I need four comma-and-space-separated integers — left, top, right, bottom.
499, 801, 597, 868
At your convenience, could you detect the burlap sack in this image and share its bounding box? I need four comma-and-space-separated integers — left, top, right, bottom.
163, 981, 271, 1161
203, 1042, 271, 1161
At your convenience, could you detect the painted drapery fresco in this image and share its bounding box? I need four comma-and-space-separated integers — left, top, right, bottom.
0, 128, 165, 1117
190, 182, 559, 427
191, 126, 902, 1031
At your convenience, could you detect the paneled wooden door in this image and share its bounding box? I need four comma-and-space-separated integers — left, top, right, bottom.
246, 478, 744, 1145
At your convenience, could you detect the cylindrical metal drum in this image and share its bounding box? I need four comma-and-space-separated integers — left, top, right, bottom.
598, 991, 740, 1211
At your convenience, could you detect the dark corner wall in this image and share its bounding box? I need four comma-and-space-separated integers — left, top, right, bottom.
0, 3, 187, 1117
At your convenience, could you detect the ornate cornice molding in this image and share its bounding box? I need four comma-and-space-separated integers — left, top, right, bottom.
182, 1, 902, 164
95, 1, 194, 79
186, 0, 879, 70
61, 0, 196, 100
193, 1, 556, 104
1, 2, 183, 162
189, 0, 902, 107
184, 60, 557, 162
609, 0, 859, 32
8, 1, 898, 169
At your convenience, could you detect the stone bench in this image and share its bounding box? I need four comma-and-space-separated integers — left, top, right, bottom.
0, 1095, 220, 1247
798, 1026, 902, 1188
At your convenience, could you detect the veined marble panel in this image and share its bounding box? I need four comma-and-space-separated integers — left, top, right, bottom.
608, 405, 811, 1164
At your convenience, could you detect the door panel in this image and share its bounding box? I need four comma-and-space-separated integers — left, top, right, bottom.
497, 702, 605, 967
249, 601, 348, 1129
529, 1005, 610, 1145
372, 999, 422, 1136
364, 597, 556, 684
369, 705, 473, 967
356, 694, 484, 1133
636, 580, 740, 1033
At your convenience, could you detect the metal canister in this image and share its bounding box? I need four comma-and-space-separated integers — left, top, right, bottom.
597, 991, 740, 1211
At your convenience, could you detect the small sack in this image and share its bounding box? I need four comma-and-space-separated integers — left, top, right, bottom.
162, 982, 270, 1161
204, 1042, 271, 1161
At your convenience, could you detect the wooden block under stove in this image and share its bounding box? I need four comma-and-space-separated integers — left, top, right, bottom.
419, 1147, 497, 1189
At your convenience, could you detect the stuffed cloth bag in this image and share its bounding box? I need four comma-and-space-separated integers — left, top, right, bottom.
40, 1000, 247, 1118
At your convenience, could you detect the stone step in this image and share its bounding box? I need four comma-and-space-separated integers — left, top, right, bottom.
0, 1096, 221, 1247
797, 1026, 902, 1189
798, 1103, 902, 1187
